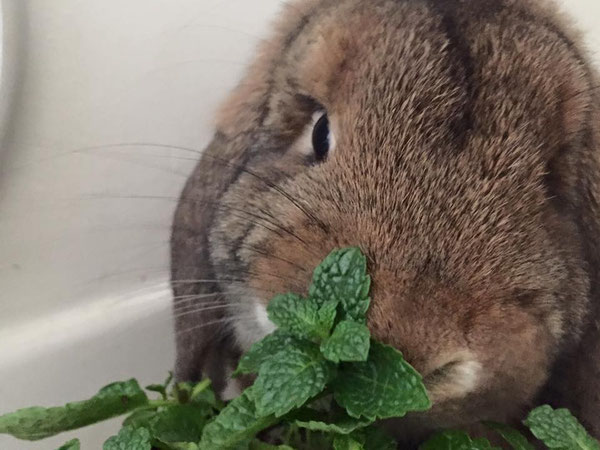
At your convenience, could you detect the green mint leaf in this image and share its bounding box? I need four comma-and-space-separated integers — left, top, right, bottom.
524, 405, 600, 450
295, 417, 371, 435
103, 426, 152, 450
181, 378, 223, 410
484, 422, 534, 450
235, 330, 305, 376
333, 435, 365, 450
289, 406, 373, 434
329, 426, 396, 450
122, 409, 158, 429
147, 404, 211, 444
309, 247, 370, 322
0, 379, 148, 440
56, 438, 80, 450
249, 441, 294, 450
200, 388, 278, 449
254, 346, 333, 417
333, 341, 430, 420
318, 298, 340, 336
267, 293, 335, 340
420, 430, 499, 450
161, 443, 200, 450
321, 320, 370, 363
360, 426, 397, 450
305, 394, 335, 412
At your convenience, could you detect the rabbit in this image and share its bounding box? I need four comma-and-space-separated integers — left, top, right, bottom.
170, 0, 600, 443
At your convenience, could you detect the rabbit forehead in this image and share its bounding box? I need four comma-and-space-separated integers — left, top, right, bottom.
295, 1, 450, 105
212, 0, 594, 335
215, 0, 594, 287
218, 0, 592, 171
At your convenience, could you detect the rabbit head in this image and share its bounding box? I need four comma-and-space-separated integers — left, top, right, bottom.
171, 0, 600, 439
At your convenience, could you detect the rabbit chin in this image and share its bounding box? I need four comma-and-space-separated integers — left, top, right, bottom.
232, 296, 276, 353
221, 299, 276, 401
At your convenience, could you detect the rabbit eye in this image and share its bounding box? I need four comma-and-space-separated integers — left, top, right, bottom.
311, 114, 333, 162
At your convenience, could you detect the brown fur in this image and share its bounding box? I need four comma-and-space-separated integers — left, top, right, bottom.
171, 0, 600, 443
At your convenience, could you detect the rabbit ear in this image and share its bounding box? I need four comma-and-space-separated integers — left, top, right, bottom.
170, 132, 247, 388
169, 4, 293, 386
169, 1, 319, 386
564, 93, 600, 435
576, 86, 600, 355
539, 82, 600, 435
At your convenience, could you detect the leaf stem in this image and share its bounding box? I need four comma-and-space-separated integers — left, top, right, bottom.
190, 379, 212, 402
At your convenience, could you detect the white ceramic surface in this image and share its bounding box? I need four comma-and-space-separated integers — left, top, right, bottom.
0, 0, 20, 156
0, 1, 598, 449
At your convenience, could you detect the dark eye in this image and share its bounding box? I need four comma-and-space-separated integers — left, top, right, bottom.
311, 114, 331, 162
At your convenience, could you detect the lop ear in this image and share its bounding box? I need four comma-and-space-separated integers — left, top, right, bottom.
169, 2, 296, 386
565, 87, 600, 437
170, 132, 247, 390
168, 5, 288, 387
568, 90, 600, 437
539, 81, 600, 437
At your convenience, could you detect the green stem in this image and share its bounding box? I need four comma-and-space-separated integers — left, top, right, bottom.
190, 379, 212, 401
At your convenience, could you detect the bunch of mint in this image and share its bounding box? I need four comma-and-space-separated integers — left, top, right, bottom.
0, 248, 598, 450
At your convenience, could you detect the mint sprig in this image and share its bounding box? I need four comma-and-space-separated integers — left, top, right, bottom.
0, 247, 598, 449
219, 247, 428, 445
0, 379, 148, 440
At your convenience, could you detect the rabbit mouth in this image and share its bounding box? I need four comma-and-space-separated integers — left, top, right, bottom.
422, 354, 483, 403
227, 288, 278, 354
251, 298, 277, 337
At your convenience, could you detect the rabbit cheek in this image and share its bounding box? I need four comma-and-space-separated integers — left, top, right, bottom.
466, 307, 554, 420
246, 221, 329, 299
422, 305, 556, 428
367, 277, 555, 426
473, 304, 555, 402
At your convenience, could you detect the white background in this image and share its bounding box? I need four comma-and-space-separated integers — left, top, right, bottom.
0, 1, 598, 449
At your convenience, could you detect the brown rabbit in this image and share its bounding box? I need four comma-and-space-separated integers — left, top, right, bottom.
170, 0, 600, 443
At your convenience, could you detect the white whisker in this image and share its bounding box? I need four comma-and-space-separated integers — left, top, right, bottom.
172, 292, 223, 302
172, 304, 232, 319
175, 315, 256, 337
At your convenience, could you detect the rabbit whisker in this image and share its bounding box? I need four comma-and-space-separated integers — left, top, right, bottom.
175, 315, 256, 337
172, 304, 232, 319
74, 143, 327, 232
172, 292, 223, 301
